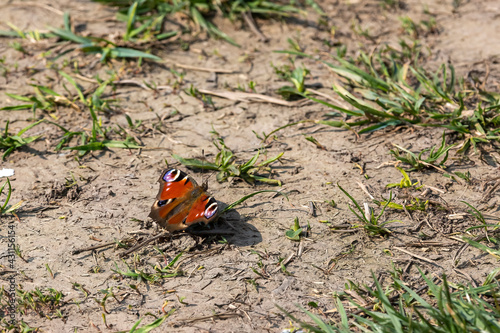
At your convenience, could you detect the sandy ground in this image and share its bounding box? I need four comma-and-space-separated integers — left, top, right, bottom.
1, 0, 499, 331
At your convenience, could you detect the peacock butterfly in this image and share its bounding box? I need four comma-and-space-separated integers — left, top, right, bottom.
149, 168, 218, 232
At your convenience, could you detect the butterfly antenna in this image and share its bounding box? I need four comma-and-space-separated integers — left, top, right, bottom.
201, 149, 208, 189
202, 149, 206, 176
200, 149, 217, 190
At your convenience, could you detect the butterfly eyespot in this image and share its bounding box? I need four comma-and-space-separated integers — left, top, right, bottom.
204, 197, 218, 218
163, 169, 181, 182
158, 198, 174, 207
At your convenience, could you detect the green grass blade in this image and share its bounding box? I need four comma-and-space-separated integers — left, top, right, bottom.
172, 154, 219, 170
190, 6, 239, 47
298, 306, 336, 333
64, 142, 105, 151
5, 93, 34, 102
17, 119, 44, 136
102, 140, 142, 149
156, 31, 178, 40
275, 305, 324, 333
59, 71, 86, 104
109, 47, 161, 61
0, 104, 34, 111
462, 237, 500, 258
305, 0, 326, 15
483, 267, 500, 286
257, 152, 284, 167
249, 175, 282, 186
240, 151, 259, 172
4, 199, 23, 214
128, 315, 169, 333
6, 22, 26, 38
305, 94, 364, 117
333, 84, 400, 120
31, 84, 60, 96
0, 178, 12, 212
337, 183, 367, 223
49, 27, 91, 44
124, 1, 138, 41
63, 12, 71, 31
371, 272, 403, 332
358, 120, 402, 134
316, 120, 348, 128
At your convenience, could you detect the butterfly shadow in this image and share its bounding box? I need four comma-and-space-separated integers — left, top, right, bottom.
189, 202, 262, 247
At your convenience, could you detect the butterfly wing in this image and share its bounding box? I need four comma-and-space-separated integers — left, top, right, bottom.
185, 194, 218, 226
149, 168, 218, 232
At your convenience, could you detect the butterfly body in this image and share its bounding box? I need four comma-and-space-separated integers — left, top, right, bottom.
149, 168, 218, 232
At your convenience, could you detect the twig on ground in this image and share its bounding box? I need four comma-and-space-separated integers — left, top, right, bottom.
174, 63, 238, 74
175, 313, 242, 324
451, 234, 485, 267
274, 252, 295, 273
453, 268, 478, 287
241, 11, 268, 42
72, 241, 117, 255
356, 181, 374, 199
393, 246, 443, 268
481, 179, 500, 202
197, 89, 308, 107
74, 74, 173, 91
119, 232, 168, 257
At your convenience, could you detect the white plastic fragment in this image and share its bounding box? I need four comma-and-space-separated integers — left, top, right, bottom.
0, 169, 15, 178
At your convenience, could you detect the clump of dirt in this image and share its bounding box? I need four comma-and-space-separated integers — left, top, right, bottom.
44, 180, 81, 202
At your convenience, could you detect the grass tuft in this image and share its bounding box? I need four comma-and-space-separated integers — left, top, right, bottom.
173, 131, 283, 185
112, 252, 184, 283
3, 72, 143, 156
390, 131, 456, 171
338, 184, 399, 237
280, 267, 500, 332
0, 178, 23, 216
0, 120, 43, 160
118, 313, 173, 333
92, 0, 323, 46
275, 46, 500, 151
9, 287, 65, 318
